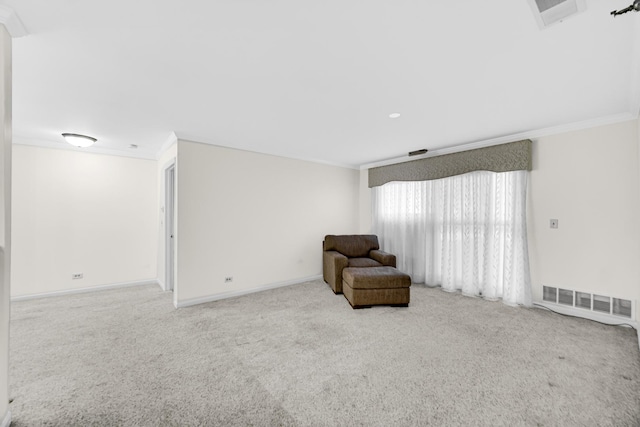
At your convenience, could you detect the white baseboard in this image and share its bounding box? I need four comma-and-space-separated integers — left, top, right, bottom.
1, 410, 11, 427
11, 279, 159, 302
175, 275, 322, 308
535, 301, 640, 353
533, 301, 638, 329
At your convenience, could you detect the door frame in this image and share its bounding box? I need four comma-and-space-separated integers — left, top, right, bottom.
164, 160, 176, 292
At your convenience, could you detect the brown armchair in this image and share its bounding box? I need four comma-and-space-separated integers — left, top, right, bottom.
322, 234, 396, 293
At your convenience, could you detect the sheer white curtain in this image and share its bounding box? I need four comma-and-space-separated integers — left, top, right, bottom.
372, 170, 531, 306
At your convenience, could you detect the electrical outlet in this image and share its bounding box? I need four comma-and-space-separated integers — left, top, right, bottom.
72, 273, 83, 280
550, 219, 558, 229
225, 276, 233, 283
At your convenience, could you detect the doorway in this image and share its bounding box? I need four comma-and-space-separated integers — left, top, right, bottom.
164, 163, 176, 292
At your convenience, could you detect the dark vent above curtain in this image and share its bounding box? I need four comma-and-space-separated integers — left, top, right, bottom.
368, 140, 532, 188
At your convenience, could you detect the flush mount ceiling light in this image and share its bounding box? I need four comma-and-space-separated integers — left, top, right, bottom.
62, 133, 97, 148
389, 113, 401, 119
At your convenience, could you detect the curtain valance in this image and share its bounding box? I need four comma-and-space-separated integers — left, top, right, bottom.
368, 139, 532, 188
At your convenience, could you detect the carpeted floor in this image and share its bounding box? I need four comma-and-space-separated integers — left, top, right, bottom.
8, 280, 640, 426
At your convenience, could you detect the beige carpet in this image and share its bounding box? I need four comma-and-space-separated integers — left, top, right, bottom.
9, 280, 640, 426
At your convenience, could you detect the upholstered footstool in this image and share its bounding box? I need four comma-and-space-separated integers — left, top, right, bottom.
342, 266, 411, 309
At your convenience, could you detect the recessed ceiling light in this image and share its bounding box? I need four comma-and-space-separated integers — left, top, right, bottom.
61, 133, 97, 148
389, 113, 401, 119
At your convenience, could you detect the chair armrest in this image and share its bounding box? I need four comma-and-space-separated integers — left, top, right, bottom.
323, 250, 348, 293
369, 250, 396, 268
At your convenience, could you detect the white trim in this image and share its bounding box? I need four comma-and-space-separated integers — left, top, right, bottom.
0, 6, 27, 38
164, 160, 176, 293
174, 136, 358, 170
13, 135, 158, 160
1, 411, 11, 427
359, 112, 636, 170
11, 279, 159, 302
156, 132, 178, 160
175, 275, 322, 308
533, 301, 638, 329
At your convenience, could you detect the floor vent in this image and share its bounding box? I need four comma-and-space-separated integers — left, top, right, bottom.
593, 295, 611, 314
527, 0, 586, 29
542, 286, 634, 319
558, 288, 573, 306
575, 292, 591, 310
613, 298, 633, 318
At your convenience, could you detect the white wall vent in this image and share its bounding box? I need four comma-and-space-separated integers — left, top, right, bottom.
558, 288, 574, 306
593, 295, 611, 314
542, 286, 635, 320
613, 298, 633, 318
575, 291, 591, 310
527, 0, 586, 29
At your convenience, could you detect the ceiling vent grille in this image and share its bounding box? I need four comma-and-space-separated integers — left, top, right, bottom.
527, 0, 586, 29
542, 286, 634, 320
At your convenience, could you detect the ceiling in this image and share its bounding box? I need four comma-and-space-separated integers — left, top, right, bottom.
2, 0, 640, 169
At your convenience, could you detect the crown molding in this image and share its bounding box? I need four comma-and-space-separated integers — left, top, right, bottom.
13, 134, 158, 160
0, 5, 27, 38
174, 132, 359, 170
156, 131, 178, 160
359, 112, 636, 170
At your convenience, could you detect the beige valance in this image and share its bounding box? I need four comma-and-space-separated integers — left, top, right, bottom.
368, 139, 532, 188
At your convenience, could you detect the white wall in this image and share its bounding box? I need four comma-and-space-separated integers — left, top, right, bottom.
358, 119, 640, 322
175, 140, 360, 303
11, 145, 159, 297
0, 24, 11, 427
527, 120, 640, 321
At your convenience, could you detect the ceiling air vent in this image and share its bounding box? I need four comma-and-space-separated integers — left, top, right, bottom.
527, 0, 586, 29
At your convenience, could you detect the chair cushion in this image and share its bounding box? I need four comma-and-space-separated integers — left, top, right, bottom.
323, 235, 379, 258
348, 258, 383, 268
342, 266, 411, 290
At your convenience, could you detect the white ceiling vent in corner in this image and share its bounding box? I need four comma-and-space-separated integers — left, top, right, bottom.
527, 0, 586, 29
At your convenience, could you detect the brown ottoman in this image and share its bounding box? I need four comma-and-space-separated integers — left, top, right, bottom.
342, 266, 411, 309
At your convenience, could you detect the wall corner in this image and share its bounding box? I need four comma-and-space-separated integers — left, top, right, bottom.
359, 168, 371, 234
